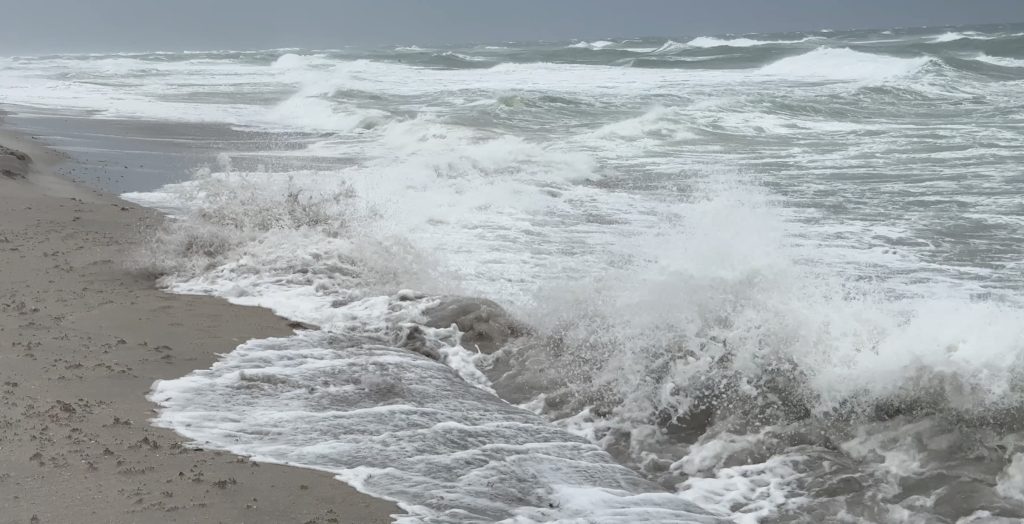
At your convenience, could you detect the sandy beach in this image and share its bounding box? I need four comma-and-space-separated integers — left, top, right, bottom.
0, 130, 399, 523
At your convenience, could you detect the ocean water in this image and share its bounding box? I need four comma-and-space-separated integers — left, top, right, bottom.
4, 23, 1024, 522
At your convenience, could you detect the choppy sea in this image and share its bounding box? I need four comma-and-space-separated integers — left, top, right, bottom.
4, 22, 1024, 523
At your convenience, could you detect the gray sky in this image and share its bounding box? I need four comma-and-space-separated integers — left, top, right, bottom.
3, 0, 1023, 54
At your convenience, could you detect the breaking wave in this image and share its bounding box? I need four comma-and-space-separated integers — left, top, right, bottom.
929, 31, 998, 43
651, 40, 689, 54
685, 36, 820, 48
759, 47, 934, 81
974, 53, 1024, 68
568, 40, 618, 50
12, 21, 1024, 523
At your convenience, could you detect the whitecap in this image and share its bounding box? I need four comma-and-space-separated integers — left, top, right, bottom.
929, 31, 996, 43
758, 47, 933, 82
651, 40, 688, 54
974, 53, 1024, 68
568, 40, 618, 50
684, 36, 820, 49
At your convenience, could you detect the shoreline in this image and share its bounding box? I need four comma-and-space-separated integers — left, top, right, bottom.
0, 129, 400, 523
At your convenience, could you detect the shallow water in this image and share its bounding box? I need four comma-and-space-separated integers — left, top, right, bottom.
4, 22, 1024, 522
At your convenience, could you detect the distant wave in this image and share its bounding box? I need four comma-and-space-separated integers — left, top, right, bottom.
850, 38, 911, 44
685, 36, 820, 48
647, 36, 821, 55
651, 40, 688, 54
435, 51, 489, 61
568, 40, 618, 50
759, 47, 932, 81
271, 53, 328, 69
974, 53, 1024, 68
567, 40, 663, 53
929, 31, 997, 43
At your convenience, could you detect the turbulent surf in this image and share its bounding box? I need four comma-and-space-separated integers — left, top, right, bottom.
3, 22, 1024, 523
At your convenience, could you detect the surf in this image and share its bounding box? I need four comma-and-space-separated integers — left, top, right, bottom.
7, 21, 1024, 523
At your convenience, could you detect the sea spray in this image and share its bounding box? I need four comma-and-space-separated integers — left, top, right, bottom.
7, 22, 1020, 522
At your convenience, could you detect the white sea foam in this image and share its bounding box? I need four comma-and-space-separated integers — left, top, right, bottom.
11, 27, 1024, 522
651, 40, 689, 54
509, 174, 1024, 447
975, 53, 1024, 68
997, 453, 1024, 502
586, 106, 698, 142
675, 455, 805, 522
759, 47, 933, 82
272, 52, 317, 69
929, 31, 996, 43
150, 332, 722, 523
685, 36, 820, 48
435, 51, 490, 62
263, 95, 390, 133
568, 40, 618, 50
135, 205, 728, 521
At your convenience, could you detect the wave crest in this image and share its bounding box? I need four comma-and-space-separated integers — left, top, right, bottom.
759, 47, 933, 81
492, 174, 1024, 472
929, 31, 997, 43
569, 40, 618, 50
685, 36, 819, 49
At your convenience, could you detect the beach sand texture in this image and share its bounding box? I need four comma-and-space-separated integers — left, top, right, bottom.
0, 130, 399, 523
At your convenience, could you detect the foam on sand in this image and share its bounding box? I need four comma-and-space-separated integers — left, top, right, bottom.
0, 131, 400, 523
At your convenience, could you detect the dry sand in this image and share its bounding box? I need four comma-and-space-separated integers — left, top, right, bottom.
0, 130, 400, 523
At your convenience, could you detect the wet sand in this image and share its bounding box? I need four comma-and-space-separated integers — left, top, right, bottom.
0, 130, 400, 523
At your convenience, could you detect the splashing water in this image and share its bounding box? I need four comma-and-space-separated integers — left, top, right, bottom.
5, 21, 1024, 523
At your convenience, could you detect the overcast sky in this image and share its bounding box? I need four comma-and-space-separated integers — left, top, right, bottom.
3, 0, 1023, 54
